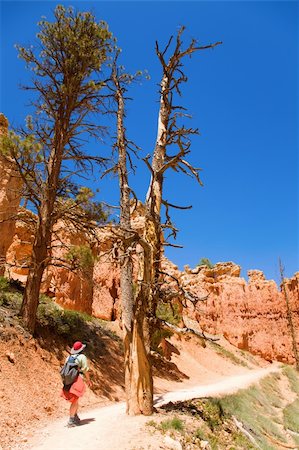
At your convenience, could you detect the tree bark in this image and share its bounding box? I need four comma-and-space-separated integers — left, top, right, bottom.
20, 217, 50, 333
114, 68, 153, 415
144, 73, 168, 343
20, 135, 64, 332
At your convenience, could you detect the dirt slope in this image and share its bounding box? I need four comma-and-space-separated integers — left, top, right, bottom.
0, 301, 281, 450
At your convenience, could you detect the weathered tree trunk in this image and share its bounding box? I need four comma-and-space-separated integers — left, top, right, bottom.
144, 73, 168, 342
20, 135, 64, 332
114, 69, 153, 415
130, 233, 154, 414
20, 218, 50, 333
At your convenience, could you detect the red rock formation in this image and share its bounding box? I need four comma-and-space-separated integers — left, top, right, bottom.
6, 215, 94, 314
0, 114, 22, 275
5, 210, 35, 283
179, 262, 299, 364
1, 120, 298, 364
43, 222, 94, 314
6, 213, 298, 364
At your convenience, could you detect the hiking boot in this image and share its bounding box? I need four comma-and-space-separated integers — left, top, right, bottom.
74, 414, 81, 424
67, 417, 78, 428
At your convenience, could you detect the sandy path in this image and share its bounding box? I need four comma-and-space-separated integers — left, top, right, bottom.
28, 364, 280, 450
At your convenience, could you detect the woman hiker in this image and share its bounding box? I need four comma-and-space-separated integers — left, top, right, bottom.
61, 341, 92, 427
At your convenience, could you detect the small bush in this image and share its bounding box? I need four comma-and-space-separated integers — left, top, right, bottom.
37, 302, 94, 337
194, 428, 206, 440
198, 258, 214, 269
200, 399, 224, 431
160, 417, 184, 433
0, 291, 22, 309
0, 276, 9, 291
146, 420, 157, 428
156, 301, 182, 326
65, 245, 95, 272
151, 328, 173, 353
39, 294, 53, 304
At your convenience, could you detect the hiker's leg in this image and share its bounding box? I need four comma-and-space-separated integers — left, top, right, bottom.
70, 398, 79, 418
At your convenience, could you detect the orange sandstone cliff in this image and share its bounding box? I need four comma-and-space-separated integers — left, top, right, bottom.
176, 261, 299, 364
1, 113, 298, 365
0, 115, 22, 274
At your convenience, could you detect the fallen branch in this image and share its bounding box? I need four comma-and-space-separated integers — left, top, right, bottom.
161, 320, 220, 342
232, 417, 262, 450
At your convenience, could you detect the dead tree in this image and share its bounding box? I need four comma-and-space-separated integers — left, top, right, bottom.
143, 27, 221, 344
109, 29, 221, 416
110, 57, 153, 415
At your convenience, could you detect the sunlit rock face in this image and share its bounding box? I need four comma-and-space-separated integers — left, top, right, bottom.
179, 262, 299, 364
1, 113, 298, 363
0, 114, 22, 275
5, 216, 94, 314
42, 222, 94, 315
5, 208, 299, 364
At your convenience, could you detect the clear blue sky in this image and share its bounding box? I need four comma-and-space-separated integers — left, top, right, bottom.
0, 1, 298, 284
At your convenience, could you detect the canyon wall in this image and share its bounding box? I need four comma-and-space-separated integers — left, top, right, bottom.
6, 217, 299, 364
0, 115, 23, 275
176, 261, 299, 364
1, 112, 298, 364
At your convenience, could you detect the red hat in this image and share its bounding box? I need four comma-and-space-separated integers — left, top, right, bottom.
71, 341, 86, 355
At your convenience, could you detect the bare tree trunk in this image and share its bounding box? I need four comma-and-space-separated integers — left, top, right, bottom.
114, 66, 153, 415
127, 234, 154, 415
114, 30, 221, 413
144, 73, 168, 344
20, 218, 50, 333
143, 30, 221, 345
279, 259, 299, 371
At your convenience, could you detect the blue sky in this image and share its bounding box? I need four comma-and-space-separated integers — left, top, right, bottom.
0, 1, 298, 283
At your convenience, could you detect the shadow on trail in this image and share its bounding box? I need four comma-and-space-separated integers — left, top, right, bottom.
79, 418, 96, 426
152, 353, 189, 382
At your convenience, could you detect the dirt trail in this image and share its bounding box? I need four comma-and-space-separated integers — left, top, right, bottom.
28, 365, 280, 450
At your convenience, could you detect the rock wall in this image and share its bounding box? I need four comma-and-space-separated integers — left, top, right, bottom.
0, 114, 22, 275
178, 262, 299, 364
1, 112, 298, 363
6, 216, 94, 314
3, 211, 299, 364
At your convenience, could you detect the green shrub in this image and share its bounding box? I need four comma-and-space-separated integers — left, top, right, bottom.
0, 291, 22, 309
160, 417, 184, 433
65, 245, 95, 272
37, 302, 94, 337
200, 399, 224, 431
39, 294, 53, 304
156, 301, 182, 326
151, 328, 173, 352
0, 276, 9, 291
194, 428, 206, 440
198, 258, 214, 269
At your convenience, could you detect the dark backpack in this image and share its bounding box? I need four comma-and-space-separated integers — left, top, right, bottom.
60, 355, 79, 387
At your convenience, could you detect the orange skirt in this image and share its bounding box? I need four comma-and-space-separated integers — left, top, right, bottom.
61, 375, 86, 403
